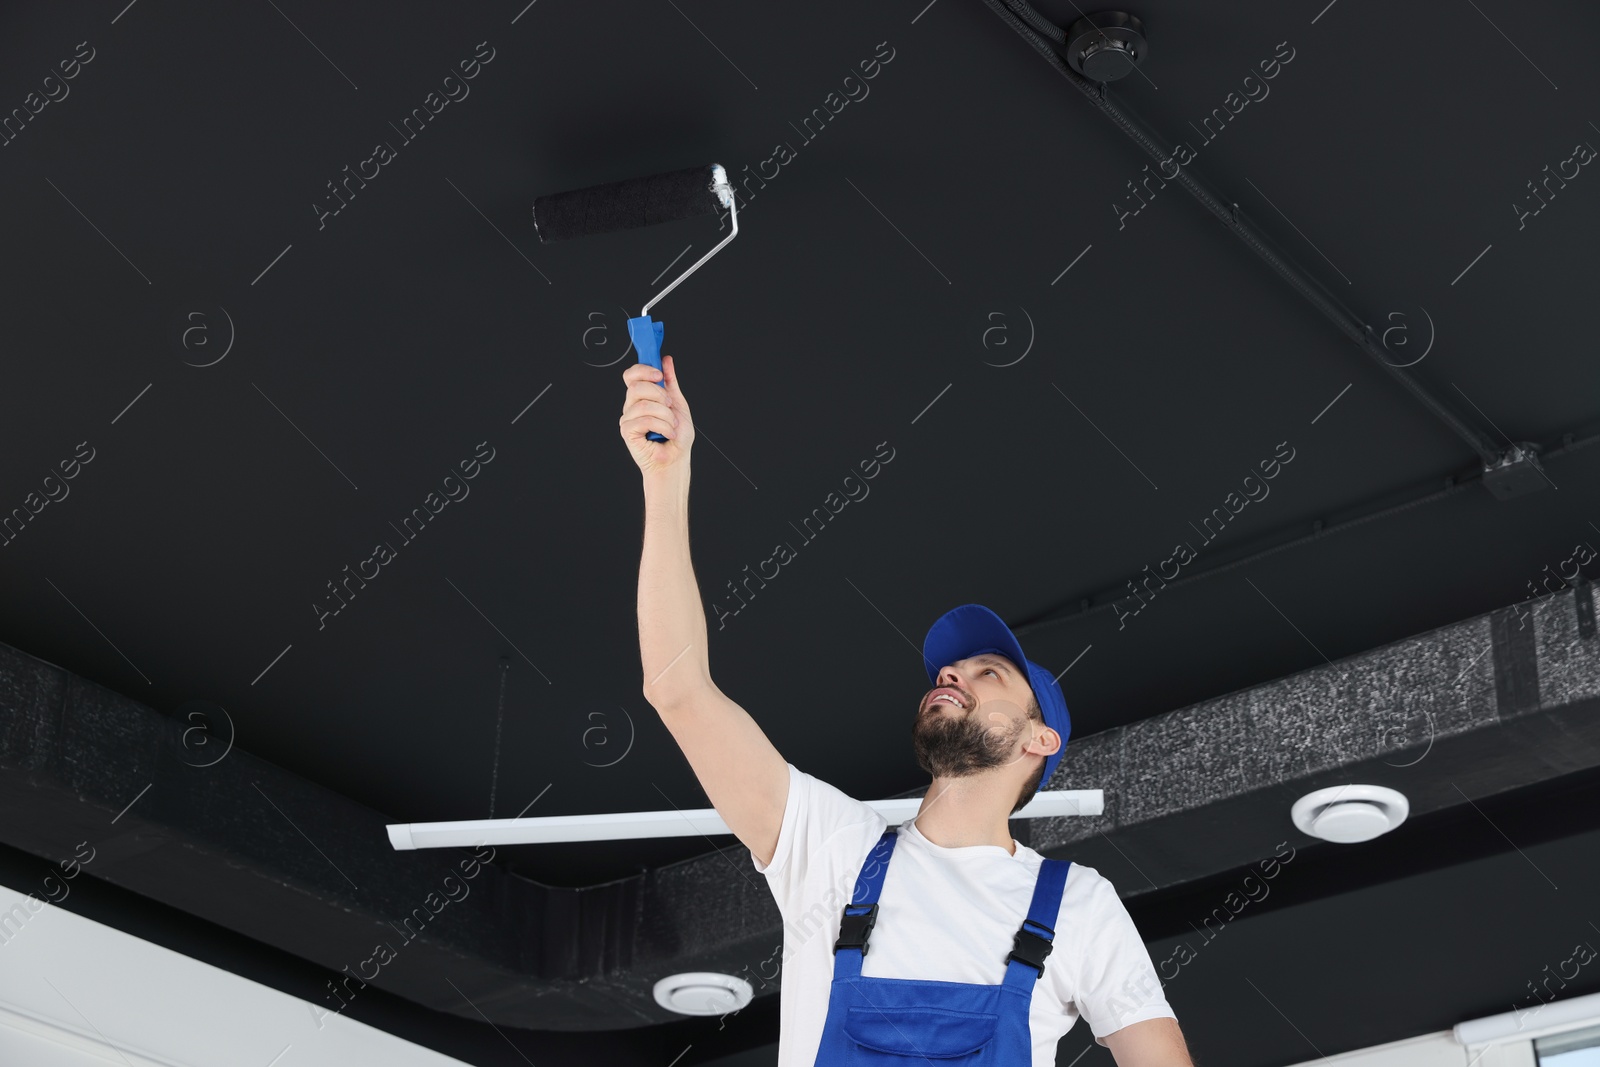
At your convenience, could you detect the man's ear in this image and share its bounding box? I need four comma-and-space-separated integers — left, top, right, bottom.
1029, 727, 1061, 758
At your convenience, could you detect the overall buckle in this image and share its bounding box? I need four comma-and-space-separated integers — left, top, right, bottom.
1007, 919, 1055, 978
834, 902, 879, 956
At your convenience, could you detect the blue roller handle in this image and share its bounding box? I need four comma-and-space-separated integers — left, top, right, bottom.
628, 314, 669, 442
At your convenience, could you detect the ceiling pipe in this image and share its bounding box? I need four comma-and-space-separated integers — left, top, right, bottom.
1014, 428, 1598, 637
977, 0, 1506, 466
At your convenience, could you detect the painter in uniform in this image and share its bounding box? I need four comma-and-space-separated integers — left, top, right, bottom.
618, 357, 1193, 1065
752, 605, 1184, 1065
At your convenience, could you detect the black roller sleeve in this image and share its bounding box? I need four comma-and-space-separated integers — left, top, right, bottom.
532, 164, 726, 242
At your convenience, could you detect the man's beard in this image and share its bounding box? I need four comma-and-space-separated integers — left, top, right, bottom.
912, 704, 1022, 779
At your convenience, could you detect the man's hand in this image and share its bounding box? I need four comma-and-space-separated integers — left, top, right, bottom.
619, 355, 695, 476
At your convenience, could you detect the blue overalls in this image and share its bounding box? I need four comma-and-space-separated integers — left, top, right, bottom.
812, 827, 1072, 1065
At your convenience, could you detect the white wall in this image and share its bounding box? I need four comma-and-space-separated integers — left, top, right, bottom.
0, 884, 471, 1067
1279, 1029, 1536, 1067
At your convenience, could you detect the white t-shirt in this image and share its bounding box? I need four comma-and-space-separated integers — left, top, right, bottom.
750, 763, 1177, 1067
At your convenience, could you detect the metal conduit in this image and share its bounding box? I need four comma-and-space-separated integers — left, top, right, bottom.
979, 0, 1506, 465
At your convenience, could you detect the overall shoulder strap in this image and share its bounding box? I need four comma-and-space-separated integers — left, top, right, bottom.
831, 828, 897, 972
1004, 857, 1072, 985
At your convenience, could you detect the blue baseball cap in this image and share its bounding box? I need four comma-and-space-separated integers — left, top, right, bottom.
921, 604, 1072, 793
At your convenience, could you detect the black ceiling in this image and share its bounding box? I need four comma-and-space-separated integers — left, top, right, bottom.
2, 0, 1599, 1064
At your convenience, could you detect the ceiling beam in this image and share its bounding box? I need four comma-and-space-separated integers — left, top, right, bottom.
1, 581, 1594, 1030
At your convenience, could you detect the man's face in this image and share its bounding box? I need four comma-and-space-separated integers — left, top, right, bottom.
912, 653, 1037, 779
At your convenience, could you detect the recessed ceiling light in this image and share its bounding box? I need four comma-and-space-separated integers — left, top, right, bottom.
652, 972, 754, 1016
1291, 784, 1410, 843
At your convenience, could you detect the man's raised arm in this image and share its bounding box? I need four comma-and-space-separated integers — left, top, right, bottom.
620, 355, 790, 867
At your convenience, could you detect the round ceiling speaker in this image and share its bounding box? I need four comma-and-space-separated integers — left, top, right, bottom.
652, 972, 754, 1016
1063, 12, 1147, 82
1291, 785, 1410, 844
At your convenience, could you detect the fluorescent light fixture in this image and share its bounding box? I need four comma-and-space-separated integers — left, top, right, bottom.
386, 788, 1104, 850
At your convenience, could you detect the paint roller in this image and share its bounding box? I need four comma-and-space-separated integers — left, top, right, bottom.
532, 163, 738, 441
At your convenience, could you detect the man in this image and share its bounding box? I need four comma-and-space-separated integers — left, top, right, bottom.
621, 356, 1195, 1066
